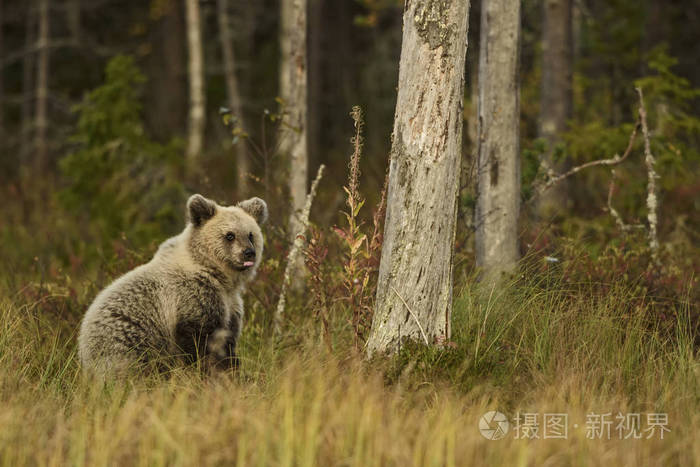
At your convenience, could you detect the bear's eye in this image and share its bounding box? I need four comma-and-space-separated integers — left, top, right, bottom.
225, 232, 235, 242
248, 232, 254, 243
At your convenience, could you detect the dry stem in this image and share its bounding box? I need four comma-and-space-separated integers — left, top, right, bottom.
274, 164, 325, 334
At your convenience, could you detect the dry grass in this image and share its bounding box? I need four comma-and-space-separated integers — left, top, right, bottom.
0, 270, 697, 466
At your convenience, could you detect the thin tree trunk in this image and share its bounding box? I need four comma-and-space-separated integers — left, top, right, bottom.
185, 0, 205, 165
0, 0, 4, 140
21, 6, 35, 164
279, 0, 308, 238
147, 0, 186, 140
474, 0, 521, 280
34, 0, 49, 172
537, 0, 572, 216
308, 0, 323, 175
218, 0, 250, 199
366, 0, 471, 356
67, 0, 80, 43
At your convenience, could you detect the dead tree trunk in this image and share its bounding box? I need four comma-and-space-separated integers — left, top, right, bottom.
474, 0, 521, 279
537, 0, 572, 216
366, 0, 471, 356
34, 0, 49, 172
218, 0, 250, 198
185, 0, 205, 166
279, 0, 308, 238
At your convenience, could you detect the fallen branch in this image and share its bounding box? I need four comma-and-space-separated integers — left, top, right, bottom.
274, 164, 325, 334
536, 118, 641, 196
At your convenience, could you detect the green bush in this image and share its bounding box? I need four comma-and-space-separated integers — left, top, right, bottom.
60, 55, 185, 253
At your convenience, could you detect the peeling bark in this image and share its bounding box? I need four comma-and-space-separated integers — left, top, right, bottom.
366, 0, 471, 356
474, 0, 521, 279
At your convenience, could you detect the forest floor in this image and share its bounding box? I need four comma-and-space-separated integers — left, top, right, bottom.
0, 266, 697, 466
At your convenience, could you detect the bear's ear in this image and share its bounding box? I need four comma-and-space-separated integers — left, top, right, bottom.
237, 197, 268, 225
187, 194, 217, 227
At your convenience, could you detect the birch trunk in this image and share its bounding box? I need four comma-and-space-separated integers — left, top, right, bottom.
366, 0, 471, 356
185, 0, 205, 165
474, 0, 521, 279
537, 0, 572, 216
279, 0, 308, 238
34, 0, 49, 171
218, 0, 250, 198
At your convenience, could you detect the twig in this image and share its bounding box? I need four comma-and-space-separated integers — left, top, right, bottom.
274, 164, 325, 334
636, 87, 660, 259
536, 118, 641, 196
606, 169, 644, 232
391, 286, 429, 346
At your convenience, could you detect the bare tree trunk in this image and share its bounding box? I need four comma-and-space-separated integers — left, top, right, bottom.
279, 0, 308, 238
308, 0, 323, 174
537, 0, 572, 216
34, 0, 49, 172
67, 0, 80, 43
0, 0, 4, 140
474, 0, 521, 280
366, 0, 471, 356
185, 0, 205, 166
21, 6, 35, 164
218, 0, 250, 198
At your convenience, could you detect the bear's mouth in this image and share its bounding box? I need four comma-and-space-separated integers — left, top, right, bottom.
228, 260, 255, 271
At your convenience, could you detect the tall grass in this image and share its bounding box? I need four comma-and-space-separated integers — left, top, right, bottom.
0, 266, 697, 465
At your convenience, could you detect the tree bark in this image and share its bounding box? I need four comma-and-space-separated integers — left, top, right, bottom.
366, 0, 471, 356
34, 0, 49, 172
474, 0, 521, 279
218, 0, 250, 199
185, 0, 205, 165
537, 0, 572, 216
279, 0, 308, 238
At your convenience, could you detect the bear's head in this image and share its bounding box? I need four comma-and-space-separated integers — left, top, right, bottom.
186, 194, 268, 280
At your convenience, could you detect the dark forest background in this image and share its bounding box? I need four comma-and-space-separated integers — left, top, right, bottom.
0, 0, 698, 299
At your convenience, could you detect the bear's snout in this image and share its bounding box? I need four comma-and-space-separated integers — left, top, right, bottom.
243, 248, 255, 261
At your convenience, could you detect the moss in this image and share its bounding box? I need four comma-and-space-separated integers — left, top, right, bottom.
413, 0, 455, 50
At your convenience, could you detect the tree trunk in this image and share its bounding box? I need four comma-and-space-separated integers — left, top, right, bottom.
537, 0, 572, 216
21, 6, 35, 164
474, 0, 521, 280
146, 0, 186, 141
218, 0, 250, 199
366, 0, 471, 356
308, 0, 323, 175
0, 0, 4, 140
34, 0, 49, 172
185, 0, 205, 165
279, 0, 308, 238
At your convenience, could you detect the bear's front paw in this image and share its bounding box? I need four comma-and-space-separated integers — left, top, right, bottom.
207, 328, 239, 370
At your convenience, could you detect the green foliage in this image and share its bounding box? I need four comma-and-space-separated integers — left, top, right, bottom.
635, 47, 700, 191
59, 55, 185, 251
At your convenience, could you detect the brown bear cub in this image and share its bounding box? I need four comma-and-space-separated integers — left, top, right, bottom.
78, 194, 267, 375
